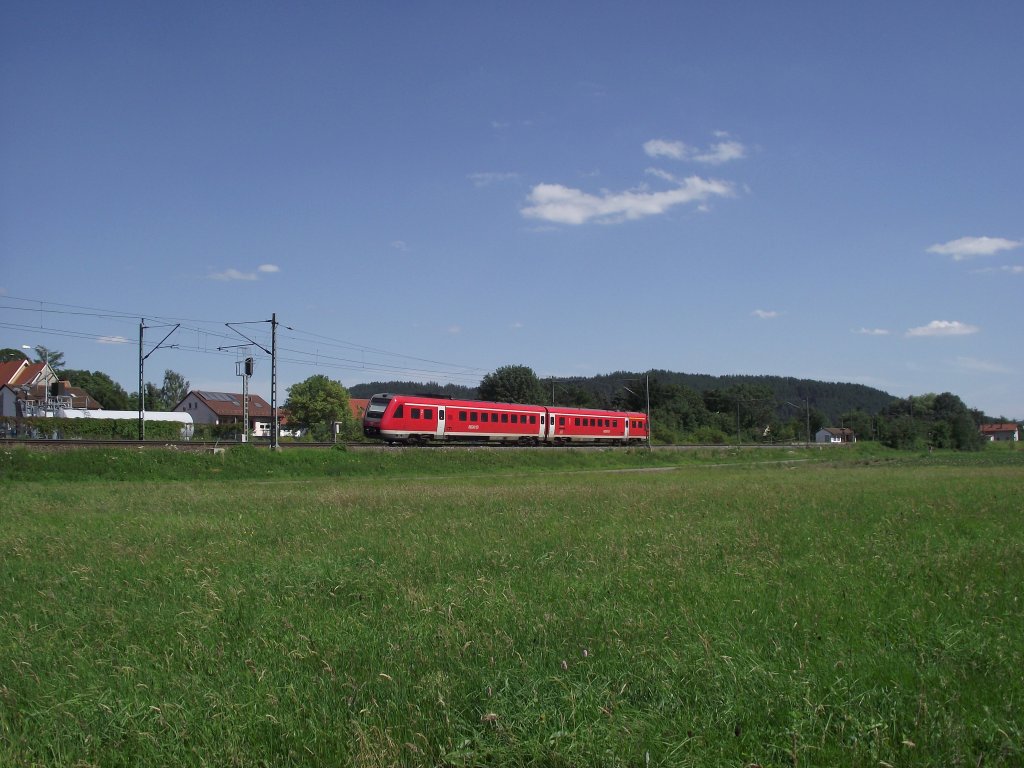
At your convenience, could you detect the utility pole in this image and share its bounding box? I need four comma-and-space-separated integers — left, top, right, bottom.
138, 319, 180, 440
271, 313, 279, 450
224, 314, 282, 450
622, 373, 652, 449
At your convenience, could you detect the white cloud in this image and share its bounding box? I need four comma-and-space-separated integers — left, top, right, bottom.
447, 325, 462, 335
926, 236, 1022, 260
391, 240, 409, 252
209, 265, 278, 281
97, 335, 129, 344
521, 177, 734, 225
855, 327, 890, 336
643, 136, 747, 164
643, 139, 690, 160
906, 320, 980, 337
752, 309, 780, 319
209, 268, 258, 281
694, 140, 746, 164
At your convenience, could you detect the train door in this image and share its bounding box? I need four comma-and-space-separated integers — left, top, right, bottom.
436, 406, 446, 439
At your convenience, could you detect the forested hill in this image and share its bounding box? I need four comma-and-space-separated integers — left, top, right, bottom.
349, 370, 895, 422
591, 370, 894, 421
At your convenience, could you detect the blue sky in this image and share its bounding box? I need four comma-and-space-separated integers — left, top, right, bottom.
2, 2, 1022, 418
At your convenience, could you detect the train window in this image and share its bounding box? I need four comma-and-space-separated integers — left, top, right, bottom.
591, 418, 597, 427
411, 408, 421, 419
424, 409, 433, 420
529, 415, 536, 424
438, 410, 444, 420
604, 419, 610, 427
574, 418, 580, 426
470, 412, 478, 422
559, 417, 566, 426
613, 420, 618, 428
501, 413, 508, 423
510, 414, 518, 424
394, 405, 404, 418
459, 411, 467, 421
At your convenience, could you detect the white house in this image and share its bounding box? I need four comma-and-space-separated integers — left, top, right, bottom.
815, 427, 856, 444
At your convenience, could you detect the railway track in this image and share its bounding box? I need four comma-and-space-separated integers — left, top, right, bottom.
1, 437, 812, 452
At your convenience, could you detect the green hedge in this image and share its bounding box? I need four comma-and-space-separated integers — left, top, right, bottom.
2, 417, 186, 441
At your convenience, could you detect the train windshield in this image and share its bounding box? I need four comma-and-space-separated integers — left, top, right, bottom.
365, 396, 390, 419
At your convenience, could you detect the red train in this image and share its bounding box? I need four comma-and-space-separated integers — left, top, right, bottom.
362, 393, 648, 446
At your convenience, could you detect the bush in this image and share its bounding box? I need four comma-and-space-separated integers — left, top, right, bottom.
1, 417, 184, 441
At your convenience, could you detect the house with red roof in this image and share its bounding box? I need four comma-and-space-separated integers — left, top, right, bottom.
980, 423, 1019, 442
0, 359, 60, 417
174, 390, 283, 438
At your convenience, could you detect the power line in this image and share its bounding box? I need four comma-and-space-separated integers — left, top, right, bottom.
1, 296, 490, 384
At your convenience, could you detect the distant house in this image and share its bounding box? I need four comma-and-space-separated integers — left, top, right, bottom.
815, 427, 856, 444
174, 390, 281, 437
980, 423, 1019, 442
0, 360, 63, 417
349, 398, 368, 420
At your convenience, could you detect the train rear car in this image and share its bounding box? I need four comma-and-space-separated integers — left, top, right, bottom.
546, 407, 647, 445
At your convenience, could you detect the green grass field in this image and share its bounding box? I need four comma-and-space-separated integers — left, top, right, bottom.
1, 445, 1022, 766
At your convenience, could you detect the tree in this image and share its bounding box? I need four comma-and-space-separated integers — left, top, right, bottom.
478, 365, 546, 404
159, 369, 190, 410
0, 347, 31, 363
33, 345, 65, 371
284, 375, 353, 441
62, 369, 132, 410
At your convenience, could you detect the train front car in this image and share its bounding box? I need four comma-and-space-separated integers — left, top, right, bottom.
362, 393, 395, 440
363, 393, 450, 445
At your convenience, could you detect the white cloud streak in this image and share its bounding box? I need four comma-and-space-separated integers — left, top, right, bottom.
752, 309, 780, 319
97, 335, 129, 344
906, 320, 980, 337
521, 177, 734, 225
209, 264, 280, 281
643, 136, 747, 164
209, 268, 258, 281
926, 236, 1022, 260
855, 327, 890, 336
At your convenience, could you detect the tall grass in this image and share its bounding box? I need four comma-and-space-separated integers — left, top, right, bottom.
1, 451, 1021, 765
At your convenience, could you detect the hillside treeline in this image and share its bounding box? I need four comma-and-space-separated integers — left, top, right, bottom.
351, 370, 997, 449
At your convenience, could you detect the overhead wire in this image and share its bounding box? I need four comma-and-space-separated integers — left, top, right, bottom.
1, 295, 487, 384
